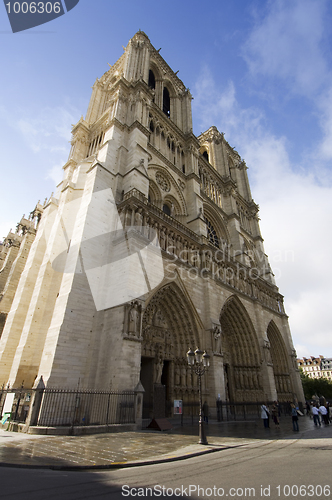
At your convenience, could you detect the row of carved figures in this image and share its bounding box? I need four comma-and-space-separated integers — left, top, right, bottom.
119, 204, 284, 314
199, 166, 223, 208
232, 368, 263, 391
275, 375, 292, 394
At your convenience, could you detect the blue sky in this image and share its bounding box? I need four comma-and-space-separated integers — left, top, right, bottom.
1, 0, 332, 358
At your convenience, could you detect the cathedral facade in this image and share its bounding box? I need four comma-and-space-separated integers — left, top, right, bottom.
0, 32, 304, 420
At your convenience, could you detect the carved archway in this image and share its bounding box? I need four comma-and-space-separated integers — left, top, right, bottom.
141, 283, 201, 417
267, 321, 293, 402
219, 295, 264, 402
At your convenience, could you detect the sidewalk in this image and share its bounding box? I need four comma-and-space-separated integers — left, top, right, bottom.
0, 416, 328, 470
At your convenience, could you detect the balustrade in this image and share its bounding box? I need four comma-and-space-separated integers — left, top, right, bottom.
117, 192, 283, 315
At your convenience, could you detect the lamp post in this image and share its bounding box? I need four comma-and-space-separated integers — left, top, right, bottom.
187, 347, 210, 445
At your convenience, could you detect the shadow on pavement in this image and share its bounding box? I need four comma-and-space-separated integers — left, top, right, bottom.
0, 464, 189, 500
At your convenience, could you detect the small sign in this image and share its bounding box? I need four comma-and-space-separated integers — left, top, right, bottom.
174, 400, 182, 415
1, 393, 15, 417
1, 413, 11, 425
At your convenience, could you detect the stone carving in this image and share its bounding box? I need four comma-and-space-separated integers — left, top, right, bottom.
128, 301, 141, 336
155, 172, 170, 192
154, 355, 164, 384
263, 340, 273, 365
174, 363, 181, 385
154, 309, 167, 328
213, 325, 222, 354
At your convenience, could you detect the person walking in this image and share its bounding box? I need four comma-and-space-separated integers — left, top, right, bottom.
319, 404, 329, 425
202, 401, 209, 424
305, 401, 311, 417
271, 401, 280, 427
261, 404, 270, 428
312, 404, 321, 426
291, 404, 299, 431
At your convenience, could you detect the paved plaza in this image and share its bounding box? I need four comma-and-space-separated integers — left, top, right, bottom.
0, 415, 329, 470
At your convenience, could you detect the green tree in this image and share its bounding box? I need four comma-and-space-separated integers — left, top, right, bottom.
300, 369, 332, 400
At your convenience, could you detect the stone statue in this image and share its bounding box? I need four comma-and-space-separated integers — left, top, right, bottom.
134, 209, 143, 229
154, 309, 167, 328
154, 356, 164, 384
128, 302, 140, 335
175, 364, 180, 385
213, 325, 222, 353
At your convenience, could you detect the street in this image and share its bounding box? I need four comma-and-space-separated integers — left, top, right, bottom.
0, 425, 331, 499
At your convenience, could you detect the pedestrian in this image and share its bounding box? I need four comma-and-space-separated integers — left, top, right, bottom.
318, 404, 329, 425
261, 403, 270, 428
271, 401, 280, 427
309, 401, 314, 419
291, 404, 299, 432
312, 404, 321, 426
276, 400, 281, 417
202, 401, 209, 424
305, 401, 311, 416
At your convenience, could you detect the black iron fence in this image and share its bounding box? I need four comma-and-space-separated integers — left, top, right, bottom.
0, 387, 32, 424
170, 401, 293, 425
0, 387, 137, 427
38, 388, 136, 427
216, 400, 295, 421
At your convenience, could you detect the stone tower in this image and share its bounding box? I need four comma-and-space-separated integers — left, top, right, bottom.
0, 32, 304, 417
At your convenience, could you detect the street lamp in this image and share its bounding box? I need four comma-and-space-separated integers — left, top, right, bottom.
187, 347, 210, 445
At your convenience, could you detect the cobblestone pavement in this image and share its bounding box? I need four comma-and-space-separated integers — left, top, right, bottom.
0, 416, 328, 469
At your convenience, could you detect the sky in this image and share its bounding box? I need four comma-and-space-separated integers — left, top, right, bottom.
1, 0, 332, 358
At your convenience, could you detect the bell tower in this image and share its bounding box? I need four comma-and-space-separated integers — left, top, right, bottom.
0, 32, 304, 419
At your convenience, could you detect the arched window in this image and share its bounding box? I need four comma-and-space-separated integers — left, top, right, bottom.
202, 150, 209, 162
149, 120, 155, 132
163, 87, 170, 117
148, 70, 156, 90
163, 203, 171, 216
205, 217, 219, 248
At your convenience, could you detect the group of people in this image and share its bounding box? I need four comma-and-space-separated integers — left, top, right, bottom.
261, 401, 282, 429
261, 401, 300, 431
261, 399, 332, 432
307, 401, 331, 427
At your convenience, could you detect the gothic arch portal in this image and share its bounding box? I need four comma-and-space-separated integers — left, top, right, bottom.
140, 283, 201, 417
219, 296, 264, 402
267, 321, 293, 402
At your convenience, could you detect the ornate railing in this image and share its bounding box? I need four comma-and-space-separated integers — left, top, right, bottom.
117, 191, 285, 315
0, 387, 137, 428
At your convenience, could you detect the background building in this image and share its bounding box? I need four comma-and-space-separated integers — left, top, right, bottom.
0, 32, 304, 424
297, 356, 332, 381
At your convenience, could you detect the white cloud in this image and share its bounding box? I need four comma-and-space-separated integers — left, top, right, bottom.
15, 106, 76, 154
316, 87, 332, 164
289, 291, 332, 355
193, 69, 332, 359
47, 162, 65, 186
242, 0, 329, 96
241, 0, 332, 178
194, 68, 265, 141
